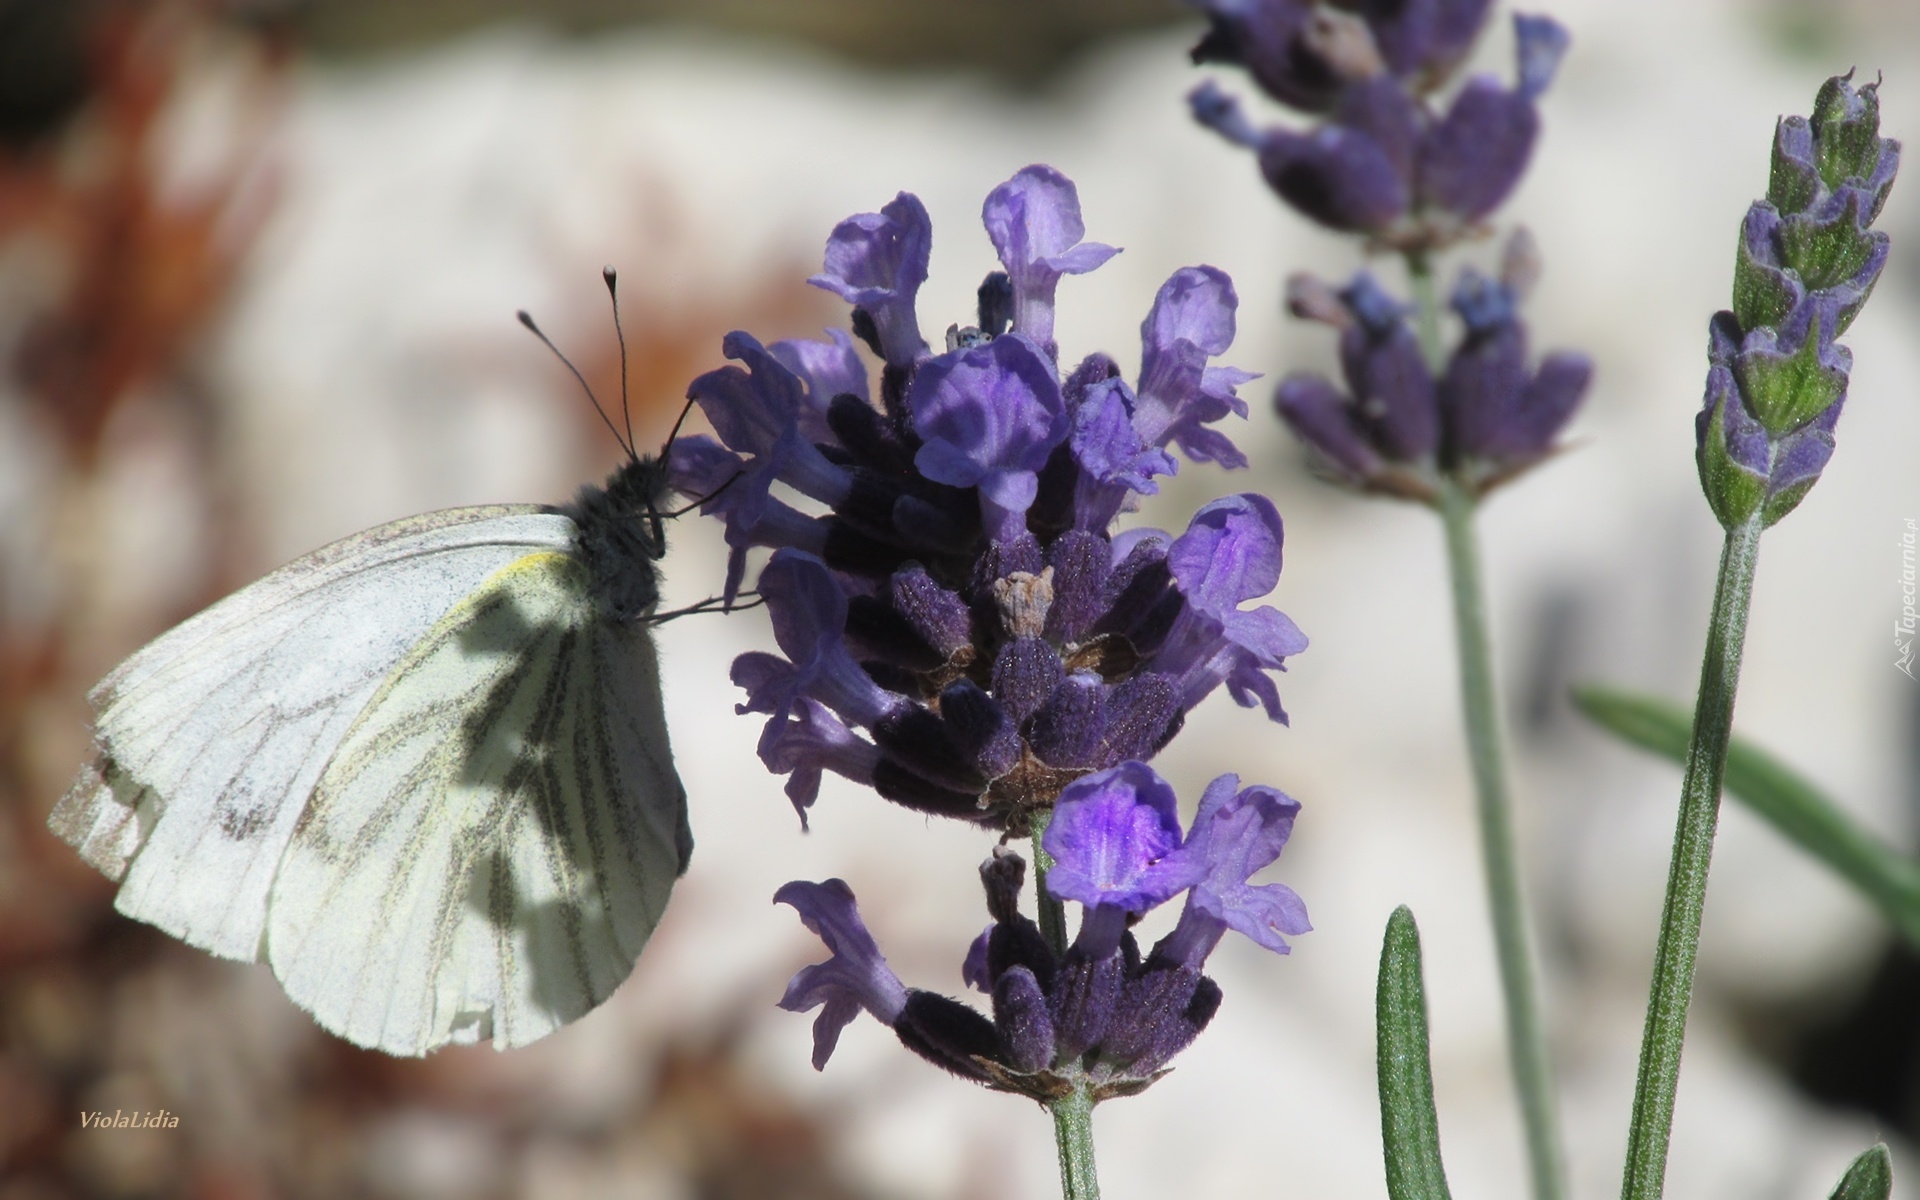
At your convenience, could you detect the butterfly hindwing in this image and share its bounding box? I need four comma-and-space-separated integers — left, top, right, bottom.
266, 549, 684, 1055
50, 506, 576, 962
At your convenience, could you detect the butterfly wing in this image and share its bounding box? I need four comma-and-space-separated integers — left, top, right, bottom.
50, 506, 577, 962
264, 549, 686, 1055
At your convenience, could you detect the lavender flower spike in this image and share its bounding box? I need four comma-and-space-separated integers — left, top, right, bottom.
1697, 72, 1899, 528
776, 880, 909, 1069
1190, 10, 1569, 252
983, 165, 1120, 354
690, 171, 1304, 835
1275, 244, 1590, 502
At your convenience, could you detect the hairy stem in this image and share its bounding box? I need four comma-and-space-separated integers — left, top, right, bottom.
1032, 810, 1101, 1200
1409, 250, 1566, 1200
1620, 515, 1764, 1199
1438, 477, 1567, 1200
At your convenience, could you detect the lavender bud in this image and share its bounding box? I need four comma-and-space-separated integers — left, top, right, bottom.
1697, 74, 1897, 528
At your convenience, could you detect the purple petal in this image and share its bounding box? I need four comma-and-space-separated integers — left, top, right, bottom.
962, 925, 994, 992
775, 879, 909, 1070
760, 698, 881, 827
665, 432, 744, 502
1184, 776, 1310, 953
1257, 122, 1411, 233
1156, 495, 1308, 721
1168, 493, 1282, 616
1189, 79, 1268, 149
1132, 267, 1254, 468
1188, 0, 1341, 113
992, 966, 1056, 1073
686, 332, 853, 600
1438, 295, 1531, 461
738, 550, 899, 735
808, 192, 932, 367
1042, 762, 1208, 915
1070, 377, 1178, 530
908, 333, 1070, 542
1337, 276, 1438, 461
1513, 13, 1571, 99
771, 328, 869, 441
1418, 75, 1539, 223
1274, 372, 1382, 481
1150, 779, 1308, 968
982, 165, 1120, 351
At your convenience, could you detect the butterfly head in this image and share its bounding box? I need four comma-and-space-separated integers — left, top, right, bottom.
563, 453, 674, 624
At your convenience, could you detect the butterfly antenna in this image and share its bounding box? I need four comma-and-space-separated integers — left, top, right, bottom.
661, 393, 701, 465
649, 591, 765, 623
601, 266, 638, 461
517, 308, 636, 461
663, 466, 743, 518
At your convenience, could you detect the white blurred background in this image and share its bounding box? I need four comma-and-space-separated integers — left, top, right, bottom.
3, 0, 1917, 1196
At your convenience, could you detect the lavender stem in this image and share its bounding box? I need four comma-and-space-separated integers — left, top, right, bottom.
1438, 476, 1567, 1200
1033, 809, 1102, 1200
1620, 514, 1763, 1199
1411, 253, 1566, 1200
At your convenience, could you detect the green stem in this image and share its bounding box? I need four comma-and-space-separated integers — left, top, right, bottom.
1437, 477, 1566, 1200
1051, 1084, 1101, 1200
1620, 515, 1764, 1200
1410, 249, 1564, 1200
1031, 809, 1070, 957
1407, 251, 1445, 372
1031, 810, 1100, 1200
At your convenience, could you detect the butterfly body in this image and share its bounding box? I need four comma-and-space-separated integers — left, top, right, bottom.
52, 456, 689, 1056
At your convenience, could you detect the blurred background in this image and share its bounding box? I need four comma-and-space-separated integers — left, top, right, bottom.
2, 0, 1917, 1196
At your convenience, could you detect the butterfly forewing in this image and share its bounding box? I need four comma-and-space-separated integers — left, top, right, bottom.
266, 550, 684, 1055
51, 506, 574, 962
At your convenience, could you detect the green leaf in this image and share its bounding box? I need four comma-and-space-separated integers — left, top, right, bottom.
1828, 1143, 1893, 1200
1378, 906, 1454, 1200
1572, 687, 1920, 946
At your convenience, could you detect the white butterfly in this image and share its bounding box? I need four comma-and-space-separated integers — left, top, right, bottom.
52, 299, 699, 1056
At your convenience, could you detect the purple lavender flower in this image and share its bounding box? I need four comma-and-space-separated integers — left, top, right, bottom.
1191, 13, 1569, 252
908, 332, 1069, 543
809, 192, 932, 371
775, 763, 1306, 1099
775, 879, 909, 1069
1273, 235, 1591, 500
982, 166, 1120, 354
1697, 73, 1899, 528
686, 167, 1302, 831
